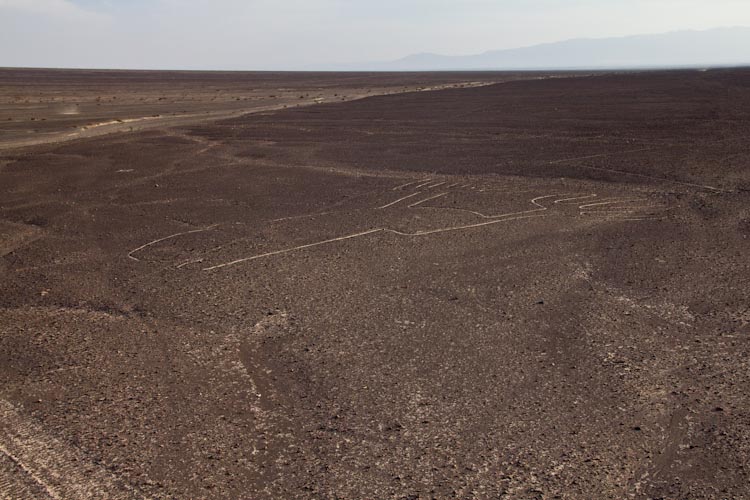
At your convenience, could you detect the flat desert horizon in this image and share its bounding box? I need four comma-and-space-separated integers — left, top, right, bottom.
1, 67, 749, 499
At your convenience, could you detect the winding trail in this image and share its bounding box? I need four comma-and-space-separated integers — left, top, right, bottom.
0, 81, 502, 152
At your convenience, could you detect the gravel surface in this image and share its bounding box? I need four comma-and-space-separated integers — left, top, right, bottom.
1, 68, 749, 499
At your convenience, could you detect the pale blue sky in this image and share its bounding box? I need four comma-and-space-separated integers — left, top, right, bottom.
1, 0, 749, 69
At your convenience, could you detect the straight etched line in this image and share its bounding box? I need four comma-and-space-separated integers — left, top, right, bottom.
128, 225, 218, 261
203, 228, 383, 271
408, 193, 448, 207
377, 191, 423, 209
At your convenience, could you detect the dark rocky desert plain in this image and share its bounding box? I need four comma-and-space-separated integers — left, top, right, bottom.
1, 68, 749, 499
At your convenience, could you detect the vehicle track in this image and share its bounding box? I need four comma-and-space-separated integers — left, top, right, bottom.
0, 400, 145, 500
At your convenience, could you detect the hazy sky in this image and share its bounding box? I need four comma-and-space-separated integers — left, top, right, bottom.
1, 0, 750, 70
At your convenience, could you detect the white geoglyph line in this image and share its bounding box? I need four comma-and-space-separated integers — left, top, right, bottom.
176, 258, 204, 269
578, 199, 643, 209
588, 215, 664, 221
203, 216, 545, 271
127, 224, 218, 261
424, 181, 447, 189
408, 193, 448, 207
377, 191, 424, 209
554, 194, 597, 204
418, 194, 566, 219
580, 209, 660, 215
269, 211, 337, 223
619, 218, 664, 221
382, 214, 547, 236
580, 212, 656, 217
203, 195, 560, 271
392, 180, 420, 191
580, 205, 662, 212
548, 147, 655, 164
202, 229, 383, 270
413, 180, 437, 189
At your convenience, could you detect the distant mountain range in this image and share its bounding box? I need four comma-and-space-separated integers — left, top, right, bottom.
348, 27, 750, 71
